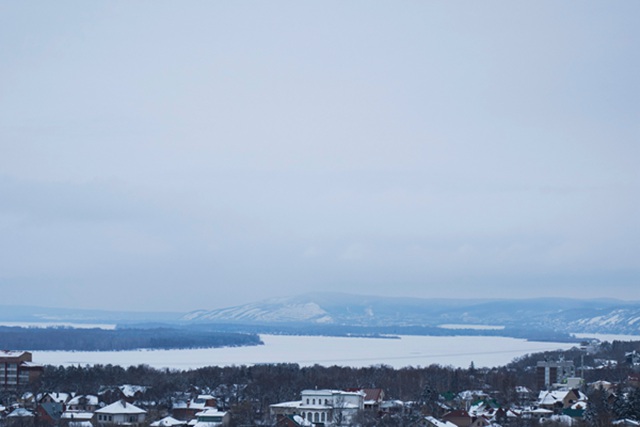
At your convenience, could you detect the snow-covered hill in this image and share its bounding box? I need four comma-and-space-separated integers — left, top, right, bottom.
183, 293, 640, 335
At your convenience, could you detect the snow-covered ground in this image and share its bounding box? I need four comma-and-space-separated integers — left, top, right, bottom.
35, 334, 576, 370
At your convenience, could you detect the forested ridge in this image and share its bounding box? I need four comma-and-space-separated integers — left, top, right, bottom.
0, 326, 262, 351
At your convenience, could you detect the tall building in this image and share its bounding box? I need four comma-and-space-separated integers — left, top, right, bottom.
0, 351, 43, 389
536, 358, 575, 390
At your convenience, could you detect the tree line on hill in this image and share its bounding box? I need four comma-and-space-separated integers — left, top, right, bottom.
0, 326, 262, 351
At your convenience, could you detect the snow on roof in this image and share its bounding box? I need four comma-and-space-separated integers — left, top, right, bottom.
119, 385, 147, 397
68, 422, 94, 427
292, 415, 313, 427
193, 422, 222, 427
571, 402, 587, 410
61, 412, 95, 420
195, 408, 227, 416
21, 361, 43, 368
270, 400, 303, 409
196, 395, 216, 400
301, 389, 364, 397
526, 408, 554, 414
8, 408, 35, 417
425, 416, 458, 427
380, 400, 404, 409
96, 400, 146, 415
537, 390, 579, 405
0, 350, 29, 357
613, 419, 640, 426
68, 395, 99, 406
44, 393, 72, 403
150, 416, 186, 427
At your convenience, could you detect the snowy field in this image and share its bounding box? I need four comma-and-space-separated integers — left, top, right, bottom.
35, 334, 578, 370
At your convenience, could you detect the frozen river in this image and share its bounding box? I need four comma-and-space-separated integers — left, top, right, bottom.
35, 334, 578, 370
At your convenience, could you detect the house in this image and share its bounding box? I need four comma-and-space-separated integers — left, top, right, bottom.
425, 415, 458, 427
537, 389, 587, 412
98, 385, 147, 405
274, 414, 313, 427
625, 351, 640, 366
36, 402, 64, 426
192, 408, 230, 427
119, 385, 149, 403
95, 400, 146, 427
0, 351, 43, 389
172, 395, 218, 420
344, 388, 384, 412
441, 410, 489, 427
60, 410, 95, 427
150, 416, 187, 427
5, 408, 36, 427
40, 392, 73, 405
67, 395, 99, 412
270, 389, 365, 426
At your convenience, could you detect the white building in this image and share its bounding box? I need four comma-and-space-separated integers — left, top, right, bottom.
270, 389, 364, 426
95, 400, 146, 427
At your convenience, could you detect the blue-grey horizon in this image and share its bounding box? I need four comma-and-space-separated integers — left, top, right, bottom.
1, 2, 638, 312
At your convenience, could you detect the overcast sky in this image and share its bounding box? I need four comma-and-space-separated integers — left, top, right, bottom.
1, 2, 638, 312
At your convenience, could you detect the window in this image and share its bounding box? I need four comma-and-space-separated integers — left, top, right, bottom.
312, 399, 316, 405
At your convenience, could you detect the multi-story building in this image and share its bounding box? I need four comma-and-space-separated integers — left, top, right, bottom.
270, 389, 365, 426
0, 351, 43, 389
536, 358, 575, 390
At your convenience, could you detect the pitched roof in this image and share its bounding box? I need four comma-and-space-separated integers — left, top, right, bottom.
151, 416, 186, 427
68, 395, 99, 406
95, 400, 146, 415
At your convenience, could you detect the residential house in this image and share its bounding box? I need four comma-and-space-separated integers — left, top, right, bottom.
40, 392, 72, 406
98, 385, 147, 405
344, 389, 384, 412
60, 411, 95, 427
424, 415, 458, 427
36, 402, 64, 427
270, 389, 365, 426
150, 416, 187, 427
274, 414, 315, 427
192, 408, 230, 427
95, 400, 146, 427
536, 389, 588, 414
172, 395, 218, 421
67, 395, 99, 412
441, 410, 489, 427
5, 408, 36, 427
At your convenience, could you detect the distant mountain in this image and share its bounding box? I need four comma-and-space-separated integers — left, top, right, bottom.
183, 293, 640, 336
3, 293, 639, 339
